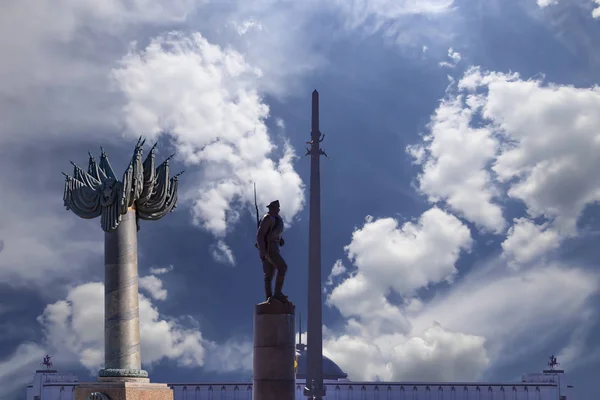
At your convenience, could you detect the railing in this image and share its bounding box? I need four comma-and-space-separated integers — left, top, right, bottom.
43, 374, 78, 383
169, 381, 558, 400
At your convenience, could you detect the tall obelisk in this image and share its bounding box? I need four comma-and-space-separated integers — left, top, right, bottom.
304, 90, 326, 400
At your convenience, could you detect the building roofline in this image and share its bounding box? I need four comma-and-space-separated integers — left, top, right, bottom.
42, 383, 79, 387
167, 381, 558, 387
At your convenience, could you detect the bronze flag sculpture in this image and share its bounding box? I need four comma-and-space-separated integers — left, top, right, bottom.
63, 137, 182, 381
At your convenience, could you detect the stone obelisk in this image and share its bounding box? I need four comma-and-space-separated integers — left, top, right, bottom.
304, 90, 326, 400
63, 138, 181, 400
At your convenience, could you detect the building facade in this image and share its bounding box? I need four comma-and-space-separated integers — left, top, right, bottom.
26, 361, 573, 400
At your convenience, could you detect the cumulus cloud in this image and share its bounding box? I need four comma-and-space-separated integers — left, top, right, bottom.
327, 208, 471, 337
139, 275, 168, 301
35, 282, 251, 373
324, 325, 489, 382
408, 95, 506, 233
501, 218, 561, 268
323, 208, 482, 381
332, 208, 472, 301
461, 66, 600, 235
325, 215, 598, 380
112, 32, 305, 237
411, 65, 600, 239
594, 0, 600, 18
0, 0, 201, 143
343, 64, 600, 381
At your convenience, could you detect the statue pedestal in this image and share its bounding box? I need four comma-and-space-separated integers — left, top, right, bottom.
74, 379, 173, 400
253, 299, 296, 400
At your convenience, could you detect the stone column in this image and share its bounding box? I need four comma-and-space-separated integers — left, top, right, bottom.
253, 301, 296, 400
99, 208, 148, 380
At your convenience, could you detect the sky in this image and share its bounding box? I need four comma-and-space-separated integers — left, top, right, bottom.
1, 0, 600, 398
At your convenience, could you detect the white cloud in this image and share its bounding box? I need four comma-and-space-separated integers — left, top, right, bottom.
35, 282, 251, 373
501, 218, 561, 268
211, 240, 236, 266
324, 324, 489, 382
149, 265, 174, 275
412, 65, 600, 238
326, 253, 597, 381
331, 0, 455, 32
408, 95, 506, 233
411, 265, 597, 365
203, 338, 253, 373
439, 47, 462, 68
326, 259, 347, 286
537, 0, 600, 19
459, 66, 600, 235
0, 0, 201, 144
231, 18, 264, 36
113, 32, 305, 237
327, 208, 472, 336
275, 117, 285, 129
324, 190, 598, 382
0, 166, 102, 289
0, 342, 45, 400
139, 275, 168, 301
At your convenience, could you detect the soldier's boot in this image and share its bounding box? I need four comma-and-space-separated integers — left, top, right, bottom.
264, 277, 273, 301
273, 275, 288, 303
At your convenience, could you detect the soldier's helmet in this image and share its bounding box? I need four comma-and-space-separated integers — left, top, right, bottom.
267, 200, 280, 209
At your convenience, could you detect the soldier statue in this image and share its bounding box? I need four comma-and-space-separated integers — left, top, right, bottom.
256, 200, 288, 302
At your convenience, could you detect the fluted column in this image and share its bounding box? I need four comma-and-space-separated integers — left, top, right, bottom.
99, 208, 148, 380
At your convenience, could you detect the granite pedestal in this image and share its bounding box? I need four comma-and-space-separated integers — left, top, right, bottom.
253, 300, 296, 400
74, 380, 173, 400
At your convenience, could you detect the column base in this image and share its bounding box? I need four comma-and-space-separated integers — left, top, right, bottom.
75, 381, 173, 400
99, 368, 148, 379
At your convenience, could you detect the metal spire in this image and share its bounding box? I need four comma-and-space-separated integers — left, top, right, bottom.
304, 89, 326, 400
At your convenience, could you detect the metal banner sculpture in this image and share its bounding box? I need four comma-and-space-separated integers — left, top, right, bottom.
63, 137, 182, 380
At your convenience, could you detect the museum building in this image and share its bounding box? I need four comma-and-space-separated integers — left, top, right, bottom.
27, 344, 573, 400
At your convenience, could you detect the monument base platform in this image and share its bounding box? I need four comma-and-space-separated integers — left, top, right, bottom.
74, 380, 173, 400
253, 299, 295, 400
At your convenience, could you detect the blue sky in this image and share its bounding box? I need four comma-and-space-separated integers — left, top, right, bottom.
1, 0, 600, 398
